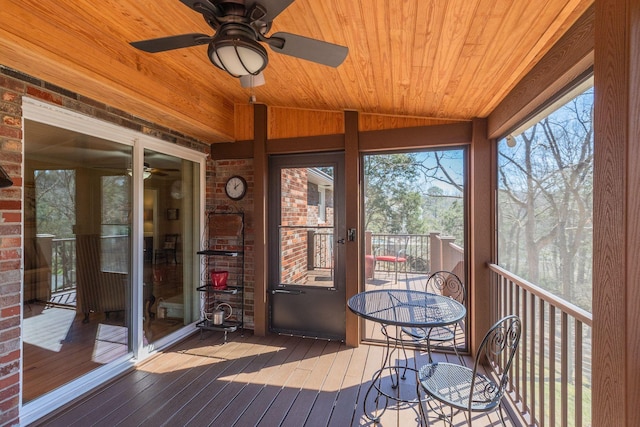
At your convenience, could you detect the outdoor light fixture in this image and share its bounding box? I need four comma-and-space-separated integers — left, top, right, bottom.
208, 24, 268, 77
0, 165, 13, 188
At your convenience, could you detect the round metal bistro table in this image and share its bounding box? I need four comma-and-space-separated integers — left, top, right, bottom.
348, 289, 466, 423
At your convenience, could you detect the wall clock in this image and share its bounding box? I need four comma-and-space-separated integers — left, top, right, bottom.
170, 180, 183, 200
225, 175, 247, 201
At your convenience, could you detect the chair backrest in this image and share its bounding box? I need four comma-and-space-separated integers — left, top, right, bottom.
163, 234, 178, 249
470, 315, 522, 411
375, 235, 409, 258
425, 270, 466, 304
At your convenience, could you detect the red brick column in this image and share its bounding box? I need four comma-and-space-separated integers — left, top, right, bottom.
0, 74, 24, 427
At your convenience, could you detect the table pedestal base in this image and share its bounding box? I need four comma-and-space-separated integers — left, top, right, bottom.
363, 324, 426, 423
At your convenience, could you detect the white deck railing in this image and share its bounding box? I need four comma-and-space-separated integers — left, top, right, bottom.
489, 263, 592, 427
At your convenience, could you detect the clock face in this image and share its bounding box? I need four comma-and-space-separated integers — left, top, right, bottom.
225, 176, 247, 200
170, 180, 183, 200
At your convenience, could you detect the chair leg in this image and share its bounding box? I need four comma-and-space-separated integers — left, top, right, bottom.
497, 404, 507, 426
452, 324, 465, 366
394, 261, 398, 284
416, 374, 427, 426
404, 261, 409, 285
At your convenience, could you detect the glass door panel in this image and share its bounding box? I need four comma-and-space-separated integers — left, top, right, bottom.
269, 153, 345, 340
142, 149, 199, 345
23, 120, 133, 402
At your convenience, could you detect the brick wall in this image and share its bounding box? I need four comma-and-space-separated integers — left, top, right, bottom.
0, 65, 211, 426
211, 159, 255, 329
0, 69, 24, 427
279, 168, 309, 283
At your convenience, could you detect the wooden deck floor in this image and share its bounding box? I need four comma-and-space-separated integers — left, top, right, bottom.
33, 330, 519, 427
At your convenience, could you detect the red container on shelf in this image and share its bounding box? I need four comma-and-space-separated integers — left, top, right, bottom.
211, 270, 229, 290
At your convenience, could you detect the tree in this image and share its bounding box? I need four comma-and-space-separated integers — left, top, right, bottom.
35, 169, 76, 237
364, 153, 423, 234
364, 152, 465, 239
497, 87, 593, 311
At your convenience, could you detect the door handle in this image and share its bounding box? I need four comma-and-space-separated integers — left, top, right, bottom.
336, 238, 345, 244
271, 289, 304, 295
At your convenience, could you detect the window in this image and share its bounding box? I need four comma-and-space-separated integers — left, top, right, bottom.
497, 83, 594, 312
101, 175, 130, 273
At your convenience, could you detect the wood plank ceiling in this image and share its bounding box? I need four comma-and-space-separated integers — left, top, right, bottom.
0, 0, 592, 143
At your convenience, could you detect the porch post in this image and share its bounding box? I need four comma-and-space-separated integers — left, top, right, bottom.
253, 103, 268, 336
429, 232, 441, 272
345, 110, 361, 347
439, 236, 456, 272
469, 118, 492, 356
593, 0, 640, 423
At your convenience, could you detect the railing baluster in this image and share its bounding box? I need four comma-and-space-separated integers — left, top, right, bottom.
538, 297, 545, 427
513, 280, 520, 401
529, 292, 536, 420
550, 306, 556, 427
489, 264, 591, 427
575, 320, 583, 427
561, 311, 568, 426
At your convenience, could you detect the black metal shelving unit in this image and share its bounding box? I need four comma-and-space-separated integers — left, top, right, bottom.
196, 211, 244, 342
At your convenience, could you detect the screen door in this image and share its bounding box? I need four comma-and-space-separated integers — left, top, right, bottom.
268, 152, 346, 340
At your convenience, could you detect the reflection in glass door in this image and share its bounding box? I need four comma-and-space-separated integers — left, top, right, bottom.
269, 153, 346, 340
23, 120, 133, 402
142, 149, 199, 345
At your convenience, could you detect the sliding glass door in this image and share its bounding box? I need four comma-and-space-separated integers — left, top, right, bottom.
23, 120, 134, 401
142, 149, 199, 346
22, 101, 203, 408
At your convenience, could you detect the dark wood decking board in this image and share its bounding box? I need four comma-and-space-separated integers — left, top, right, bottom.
34, 331, 519, 427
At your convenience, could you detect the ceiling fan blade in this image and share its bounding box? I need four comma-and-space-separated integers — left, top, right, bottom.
267, 32, 348, 67
130, 33, 212, 53
179, 0, 218, 15
153, 167, 180, 172
248, 0, 294, 22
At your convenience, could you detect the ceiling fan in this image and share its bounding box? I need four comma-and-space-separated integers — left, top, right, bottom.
124, 162, 179, 178
130, 0, 349, 79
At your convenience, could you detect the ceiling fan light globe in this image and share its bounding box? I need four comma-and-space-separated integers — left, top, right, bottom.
208, 38, 267, 77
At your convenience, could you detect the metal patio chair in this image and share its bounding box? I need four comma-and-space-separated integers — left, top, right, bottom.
401, 270, 466, 364
416, 314, 522, 426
